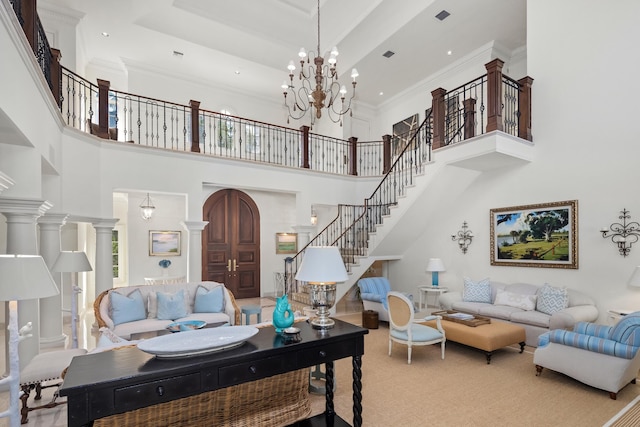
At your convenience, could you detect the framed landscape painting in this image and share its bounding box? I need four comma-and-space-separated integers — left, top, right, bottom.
490, 200, 578, 269
275, 233, 297, 254
149, 231, 181, 256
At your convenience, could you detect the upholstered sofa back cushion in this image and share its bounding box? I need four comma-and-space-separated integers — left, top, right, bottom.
99, 281, 231, 329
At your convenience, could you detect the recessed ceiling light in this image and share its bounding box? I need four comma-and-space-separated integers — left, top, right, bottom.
235, 70, 240, 75
101, 32, 110, 37
435, 10, 450, 21
447, 50, 452, 56
379, 92, 384, 96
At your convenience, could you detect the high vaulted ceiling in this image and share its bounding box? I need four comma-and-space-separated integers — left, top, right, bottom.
41, 0, 526, 109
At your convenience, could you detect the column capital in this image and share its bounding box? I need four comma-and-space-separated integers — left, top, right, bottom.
181, 220, 208, 232
91, 218, 119, 230
0, 197, 52, 216
38, 213, 69, 227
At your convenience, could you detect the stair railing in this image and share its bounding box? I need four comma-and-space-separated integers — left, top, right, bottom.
284, 111, 433, 293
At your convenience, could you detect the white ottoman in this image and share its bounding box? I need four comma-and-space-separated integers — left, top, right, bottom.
20, 348, 87, 424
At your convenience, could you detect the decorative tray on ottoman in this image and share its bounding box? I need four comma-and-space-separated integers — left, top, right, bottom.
431, 310, 491, 327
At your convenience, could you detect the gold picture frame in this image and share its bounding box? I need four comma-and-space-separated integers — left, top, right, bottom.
149, 231, 181, 256
275, 233, 297, 254
490, 200, 578, 269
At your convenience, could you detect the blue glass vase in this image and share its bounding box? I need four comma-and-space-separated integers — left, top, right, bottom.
272, 294, 295, 333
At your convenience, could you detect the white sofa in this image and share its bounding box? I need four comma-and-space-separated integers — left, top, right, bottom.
438, 281, 598, 346
95, 281, 241, 339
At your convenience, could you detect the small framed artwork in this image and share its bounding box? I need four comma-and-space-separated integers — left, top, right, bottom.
490, 200, 578, 269
275, 233, 297, 254
392, 113, 419, 156
149, 231, 181, 256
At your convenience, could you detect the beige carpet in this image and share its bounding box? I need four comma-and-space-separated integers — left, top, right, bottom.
309, 315, 640, 427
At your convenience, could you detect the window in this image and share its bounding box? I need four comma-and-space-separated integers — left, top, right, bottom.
112, 230, 119, 279
217, 109, 235, 149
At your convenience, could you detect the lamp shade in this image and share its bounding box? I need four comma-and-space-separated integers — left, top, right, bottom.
426, 258, 446, 272
629, 266, 640, 288
52, 251, 93, 273
0, 254, 59, 301
295, 246, 348, 284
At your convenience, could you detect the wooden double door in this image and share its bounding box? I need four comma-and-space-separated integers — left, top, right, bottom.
202, 189, 260, 299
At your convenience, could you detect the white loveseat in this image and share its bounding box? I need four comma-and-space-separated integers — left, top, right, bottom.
438, 281, 598, 346
95, 281, 241, 339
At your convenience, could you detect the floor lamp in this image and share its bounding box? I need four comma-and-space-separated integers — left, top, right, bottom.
0, 254, 59, 427
52, 251, 92, 349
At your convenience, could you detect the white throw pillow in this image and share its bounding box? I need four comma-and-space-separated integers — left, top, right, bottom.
462, 277, 492, 303
494, 289, 537, 311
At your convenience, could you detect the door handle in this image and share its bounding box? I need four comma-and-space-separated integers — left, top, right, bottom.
227, 259, 232, 272
233, 259, 237, 271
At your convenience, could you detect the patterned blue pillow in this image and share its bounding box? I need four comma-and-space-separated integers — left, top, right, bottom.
536, 284, 568, 315
462, 277, 492, 303
157, 289, 188, 320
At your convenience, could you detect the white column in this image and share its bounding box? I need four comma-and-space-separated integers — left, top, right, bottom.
181, 221, 208, 282
0, 197, 52, 371
38, 213, 68, 348
91, 220, 118, 300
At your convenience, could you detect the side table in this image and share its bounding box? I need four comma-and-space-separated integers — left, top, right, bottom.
418, 286, 448, 309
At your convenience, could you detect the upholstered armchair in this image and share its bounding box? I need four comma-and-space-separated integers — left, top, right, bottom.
534, 312, 640, 399
358, 277, 392, 322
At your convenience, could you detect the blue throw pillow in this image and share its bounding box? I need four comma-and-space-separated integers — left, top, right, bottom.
462, 277, 492, 303
110, 289, 146, 326
194, 285, 225, 313
157, 289, 188, 320
536, 284, 568, 315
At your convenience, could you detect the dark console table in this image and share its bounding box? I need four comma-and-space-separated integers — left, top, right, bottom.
59, 319, 368, 427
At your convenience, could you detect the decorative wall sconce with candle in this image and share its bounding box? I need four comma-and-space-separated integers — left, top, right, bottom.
452, 221, 473, 254
600, 209, 640, 257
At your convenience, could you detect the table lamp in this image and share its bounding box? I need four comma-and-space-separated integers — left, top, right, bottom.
295, 246, 348, 329
0, 254, 59, 427
426, 258, 445, 287
52, 251, 92, 349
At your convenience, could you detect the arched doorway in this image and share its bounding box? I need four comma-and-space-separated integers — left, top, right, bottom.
202, 189, 260, 298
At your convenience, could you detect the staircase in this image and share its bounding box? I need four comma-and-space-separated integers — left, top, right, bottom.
285, 112, 434, 312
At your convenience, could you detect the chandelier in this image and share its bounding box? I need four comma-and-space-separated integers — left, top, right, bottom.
281, 0, 358, 126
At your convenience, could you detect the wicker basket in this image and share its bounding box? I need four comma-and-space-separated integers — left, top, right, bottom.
93, 369, 311, 427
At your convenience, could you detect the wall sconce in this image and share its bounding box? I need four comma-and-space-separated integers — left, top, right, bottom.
310, 207, 318, 226
140, 193, 155, 221
600, 209, 640, 257
452, 221, 473, 254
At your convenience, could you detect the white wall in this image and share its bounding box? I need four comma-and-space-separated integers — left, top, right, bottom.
386, 0, 640, 323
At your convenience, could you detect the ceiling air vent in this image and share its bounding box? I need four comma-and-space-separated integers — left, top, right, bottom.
382, 50, 395, 58
435, 10, 450, 21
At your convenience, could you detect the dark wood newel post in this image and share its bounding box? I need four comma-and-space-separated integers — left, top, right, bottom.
348, 137, 358, 176
301, 125, 310, 169
485, 58, 504, 133
21, 0, 36, 52
189, 100, 201, 152
382, 134, 392, 174
97, 79, 110, 139
50, 48, 62, 108
431, 88, 446, 149
517, 76, 534, 141
463, 98, 476, 140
